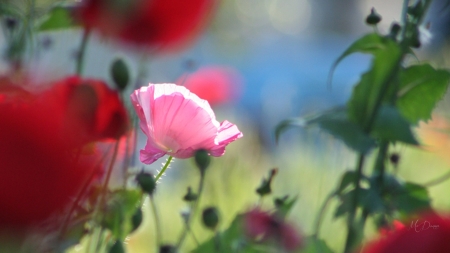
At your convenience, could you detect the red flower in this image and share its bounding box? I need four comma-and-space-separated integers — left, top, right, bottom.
0, 91, 100, 230
39, 76, 128, 146
77, 0, 217, 50
178, 66, 243, 106
361, 213, 450, 253
244, 208, 303, 251
379, 220, 405, 236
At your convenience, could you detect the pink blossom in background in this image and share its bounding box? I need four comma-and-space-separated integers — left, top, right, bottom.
244, 208, 303, 251
131, 83, 243, 164
178, 66, 243, 106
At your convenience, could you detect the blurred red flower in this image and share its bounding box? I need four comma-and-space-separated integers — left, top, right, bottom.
361, 213, 450, 253
379, 220, 405, 236
244, 208, 303, 252
39, 76, 128, 146
77, 0, 217, 50
0, 93, 99, 230
178, 66, 243, 106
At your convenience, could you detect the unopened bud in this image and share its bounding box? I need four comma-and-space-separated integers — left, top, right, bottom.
136, 171, 156, 195
195, 149, 210, 172
256, 168, 278, 197
131, 207, 143, 232
202, 207, 220, 230
111, 58, 130, 91
366, 8, 382, 25
159, 245, 177, 253
183, 187, 198, 202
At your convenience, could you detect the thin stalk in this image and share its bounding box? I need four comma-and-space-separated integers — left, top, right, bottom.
155, 156, 173, 182
75, 28, 91, 75
149, 195, 162, 247
312, 192, 335, 239
176, 170, 206, 250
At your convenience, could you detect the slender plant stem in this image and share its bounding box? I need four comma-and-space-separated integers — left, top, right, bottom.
149, 195, 162, 247
312, 192, 335, 239
176, 170, 206, 250
75, 28, 91, 75
155, 156, 173, 181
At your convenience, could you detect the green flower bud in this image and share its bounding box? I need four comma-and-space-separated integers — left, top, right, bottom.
159, 245, 177, 253
387, 23, 401, 41
183, 187, 198, 202
256, 168, 278, 197
195, 149, 210, 172
136, 171, 156, 195
110, 58, 130, 91
109, 240, 125, 253
131, 207, 143, 232
202, 207, 220, 230
366, 8, 382, 25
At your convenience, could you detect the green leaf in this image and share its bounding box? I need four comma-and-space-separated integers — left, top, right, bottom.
336, 171, 357, 194
102, 189, 142, 240
38, 6, 78, 31
275, 118, 305, 143
277, 108, 376, 153
274, 195, 297, 218
329, 34, 388, 84
347, 39, 402, 126
371, 105, 419, 145
397, 64, 450, 124
391, 183, 431, 215
300, 237, 334, 253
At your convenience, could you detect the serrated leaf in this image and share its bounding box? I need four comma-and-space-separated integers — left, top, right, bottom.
347, 39, 402, 126
329, 33, 390, 86
392, 182, 431, 215
397, 64, 450, 124
277, 108, 376, 153
38, 6, 78, 31
300, 236, 334, 253
102, 189, 142, 240
371, 105, 419, 145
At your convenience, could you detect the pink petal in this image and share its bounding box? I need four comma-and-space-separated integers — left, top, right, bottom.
209, 120, 243, 157
140, 140, 166, 164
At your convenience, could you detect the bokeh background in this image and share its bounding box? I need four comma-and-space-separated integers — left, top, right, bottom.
3, 0, 450, 252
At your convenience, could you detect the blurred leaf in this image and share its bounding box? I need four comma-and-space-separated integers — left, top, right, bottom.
109, 240, 125, 253
391, 183, 431, 215
300, 236, 334, 253
102, 189, 142, 240
275, 118, 305, 143
335, 187, 385, 218
38, 6, 78, 31
336, 171, 357, 194
397, 64, 450, 124
277, 108, 376, 153
130, 207, 143, 233
371, 105, 419, 145
192, 214, 248, 253
347, 39, 402, 126
274, 195, 297, 218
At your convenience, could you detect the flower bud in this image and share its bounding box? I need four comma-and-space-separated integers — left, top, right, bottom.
387, 23, 401, 41
136, 171, 156, 195
131, 207, 143, 232
389, 153, 400, 166
256, 168, 278, 197
159, 245, 177, 253
183, 187, 198, 202
109, 240, 125, 253
195, 149, 210, 172
111, 58, 130, 91
202, 207, 220, 230
366, 8, 381, 25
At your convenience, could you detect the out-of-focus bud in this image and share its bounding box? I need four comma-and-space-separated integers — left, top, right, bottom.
159, 245, 177, 253
202, 207, 220, 230
387, 23, 401, 41
183, 187, 198, 202
195, 149, 210, 173
366, 8, 382, 25
110, 58, 130, 91
109, 240, 125, 253
131, 207, 143, 232
135, 171, 156, 195
256, 168, 278, 197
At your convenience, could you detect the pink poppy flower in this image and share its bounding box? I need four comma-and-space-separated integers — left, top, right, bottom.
131, 83, 243, 164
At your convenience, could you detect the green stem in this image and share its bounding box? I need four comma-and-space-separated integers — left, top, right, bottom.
155, 156, 174, 181
176, 170, 206, 250
312, 192, 335, 239
149, 195, 162, 247
76, 28, 91, 75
